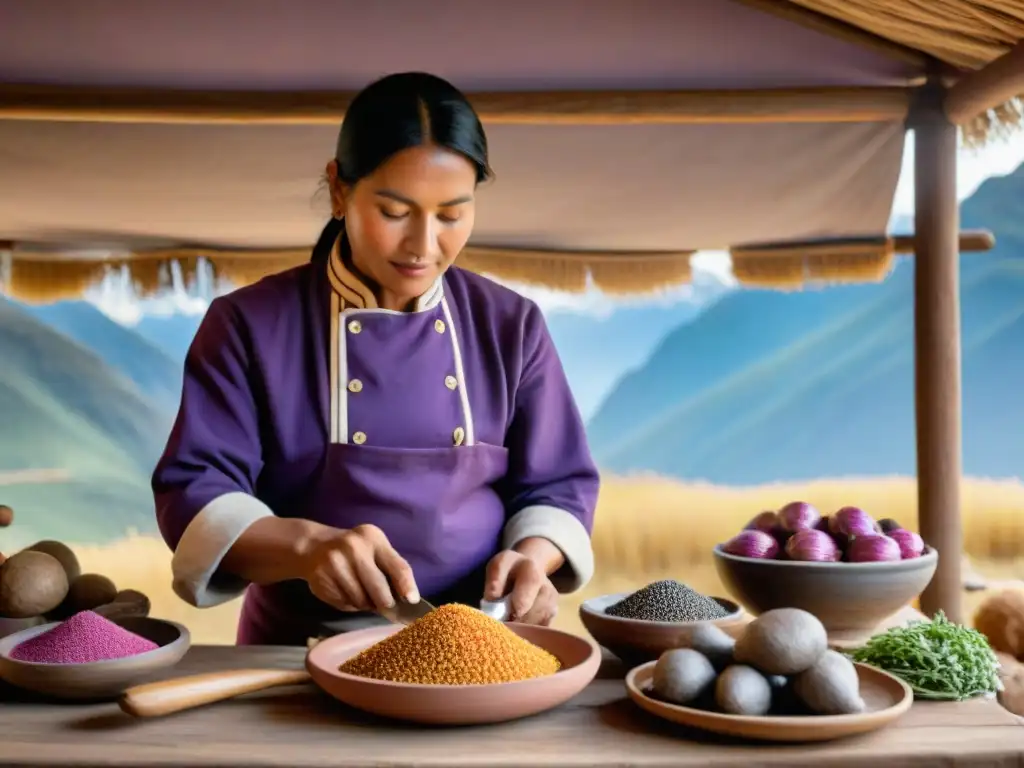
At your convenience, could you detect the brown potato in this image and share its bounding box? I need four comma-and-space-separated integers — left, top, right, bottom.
0, 551, 69, 618
0, 505, 12, 527
93, 589, 151, 621
24, 540, 81, 583
64, 573, 118, 614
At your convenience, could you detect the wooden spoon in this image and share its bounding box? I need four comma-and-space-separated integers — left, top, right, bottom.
119, 668, 311, 717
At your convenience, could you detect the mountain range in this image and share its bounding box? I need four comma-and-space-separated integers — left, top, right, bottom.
587, 165, 1024, 484
0, 298, 175, 547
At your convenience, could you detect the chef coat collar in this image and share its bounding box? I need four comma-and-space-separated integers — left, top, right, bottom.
326, 223, 444, 313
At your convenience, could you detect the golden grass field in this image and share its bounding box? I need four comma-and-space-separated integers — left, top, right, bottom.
60, 474, 1024, 644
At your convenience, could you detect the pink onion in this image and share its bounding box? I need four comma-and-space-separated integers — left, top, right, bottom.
886, 528, 925, 559
784, 529, 841, 562
829, 506, 879, 538
777, 501, 821, 533
846, 534, 901, 562
722, 530, 780, 559
744, 511, 779, 534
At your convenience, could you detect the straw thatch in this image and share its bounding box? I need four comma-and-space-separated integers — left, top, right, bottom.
790, 0, 1024, 144
458, 249, 694, 295
731, 238, 897, 290
0, 247, 697, 304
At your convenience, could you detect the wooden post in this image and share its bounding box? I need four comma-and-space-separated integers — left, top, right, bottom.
912, 80, 963, 624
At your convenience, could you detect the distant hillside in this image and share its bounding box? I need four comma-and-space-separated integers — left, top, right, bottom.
21, 300, 183, 412
133, 312, 203, 364
545, 301, 717, 420
588, 162, 1024, 484
0, 298, 167, 544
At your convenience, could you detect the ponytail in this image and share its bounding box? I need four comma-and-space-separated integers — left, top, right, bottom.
310, 216, 344, 264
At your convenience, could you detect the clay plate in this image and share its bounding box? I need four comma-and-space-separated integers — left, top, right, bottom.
0, 616, 191, 700
625, 660, 912, 743
306, 622, 601, 725
579, 592, 747, 664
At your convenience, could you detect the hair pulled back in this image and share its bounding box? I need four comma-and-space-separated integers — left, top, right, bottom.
337, 71, 491, 185
313, 72, 491, 262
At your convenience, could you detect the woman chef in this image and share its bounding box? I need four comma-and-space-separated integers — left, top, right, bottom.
152, 72, 600, 646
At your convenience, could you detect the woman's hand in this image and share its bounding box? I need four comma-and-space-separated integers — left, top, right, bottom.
484, 538, 564, 626
301, 523, 419, 613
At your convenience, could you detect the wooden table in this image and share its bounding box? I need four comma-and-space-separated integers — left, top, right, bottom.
3, 616, 1024, 767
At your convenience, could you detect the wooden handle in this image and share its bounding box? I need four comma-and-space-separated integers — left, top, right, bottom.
118, 668, 311, 718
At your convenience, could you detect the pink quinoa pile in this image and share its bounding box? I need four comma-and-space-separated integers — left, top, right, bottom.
10, 610, 159, 664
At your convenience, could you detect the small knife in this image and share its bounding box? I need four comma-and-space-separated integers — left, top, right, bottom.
377, 597, 436, 626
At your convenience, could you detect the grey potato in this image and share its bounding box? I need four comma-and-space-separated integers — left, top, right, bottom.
679, 624, 736, 669
716, 664, 773, 716
792, 650, 866, 715
733, 608, 828, 675
653, 648, 718, 705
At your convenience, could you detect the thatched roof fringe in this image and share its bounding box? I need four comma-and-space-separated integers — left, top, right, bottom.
731, 239, 896, 290
0, 230, 995, 304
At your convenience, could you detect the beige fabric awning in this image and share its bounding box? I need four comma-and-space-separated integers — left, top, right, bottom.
0, 0, 915, 254
1, 0, 1012, 296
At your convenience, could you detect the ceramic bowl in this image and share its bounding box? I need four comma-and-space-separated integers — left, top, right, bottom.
578, 592, 747, 664
712, 544, 939, 644
305, 622, 601, 725
0, 616, 191, 700
0, 616, 46, 640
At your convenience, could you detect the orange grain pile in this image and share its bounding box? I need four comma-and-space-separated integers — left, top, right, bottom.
339, 603, 561, 685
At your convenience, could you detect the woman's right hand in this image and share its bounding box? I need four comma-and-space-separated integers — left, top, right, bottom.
301, 523, 420, 612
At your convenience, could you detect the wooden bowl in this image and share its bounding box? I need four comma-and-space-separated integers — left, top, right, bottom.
305, 622, 601, 725
625, 660, 913, 742
0, 616, 190, 700
712, 545, 938, 645
578, 593, 746, 664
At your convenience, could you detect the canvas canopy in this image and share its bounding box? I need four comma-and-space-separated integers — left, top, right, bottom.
0, 0, 1017, 296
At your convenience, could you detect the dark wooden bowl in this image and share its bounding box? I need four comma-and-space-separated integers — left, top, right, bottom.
579, 593, 747, 664
712, 545, 938, 645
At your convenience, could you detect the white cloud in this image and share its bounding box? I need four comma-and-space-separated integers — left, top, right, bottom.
892, 132, 1024, 218
493, 250, 737, 318
84, 259, 220, 326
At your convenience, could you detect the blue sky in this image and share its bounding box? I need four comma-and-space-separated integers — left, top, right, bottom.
86, 133, 1024, 326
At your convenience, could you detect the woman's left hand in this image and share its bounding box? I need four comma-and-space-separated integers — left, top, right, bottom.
484, 546, 560, 626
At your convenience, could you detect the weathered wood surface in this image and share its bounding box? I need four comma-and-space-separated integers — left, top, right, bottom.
2, 607, 1022, 767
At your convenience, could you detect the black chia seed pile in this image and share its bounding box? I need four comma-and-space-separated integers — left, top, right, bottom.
605, 580, 730, 622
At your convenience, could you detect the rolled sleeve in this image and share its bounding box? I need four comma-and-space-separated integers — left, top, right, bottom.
152, 298, 272, 608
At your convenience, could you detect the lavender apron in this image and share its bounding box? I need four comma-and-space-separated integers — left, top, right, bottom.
236, 287, 510, 646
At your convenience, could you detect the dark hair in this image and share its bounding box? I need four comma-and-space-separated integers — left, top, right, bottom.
337, 71, 491, 186
312, 72, 491, 263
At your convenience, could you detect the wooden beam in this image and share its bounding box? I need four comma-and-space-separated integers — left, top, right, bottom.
912, 81, 963, 624
731, 0, 928, 67
892, 230, 994, 253
946, 42, 1024, 126
0, 83, 911, 126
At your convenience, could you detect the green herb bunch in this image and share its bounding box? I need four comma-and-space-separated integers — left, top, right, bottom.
848, 611, 1001, 701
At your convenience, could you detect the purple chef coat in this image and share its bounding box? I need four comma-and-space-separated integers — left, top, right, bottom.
152, 225, 599, 645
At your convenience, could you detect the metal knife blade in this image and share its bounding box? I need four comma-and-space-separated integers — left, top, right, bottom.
377, 597, 436, 626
